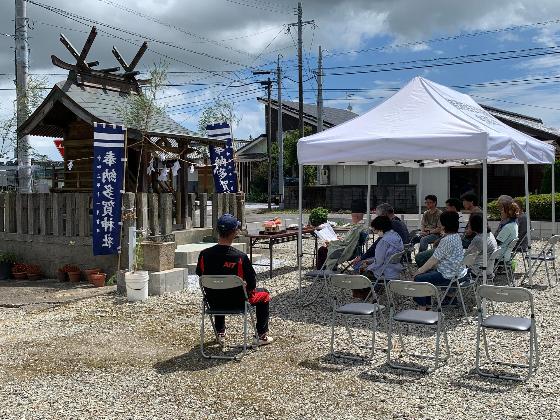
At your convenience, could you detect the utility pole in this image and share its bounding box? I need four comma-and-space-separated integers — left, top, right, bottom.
266, 76, 272, 210
277, 55, 284, 205
297, 2, 303, 140
316, 45, 323, 185
254, 70, 273, 210
15, 0, 32, 193
317, 46, 323, 133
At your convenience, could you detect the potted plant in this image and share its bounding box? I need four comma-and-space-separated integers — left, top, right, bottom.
308, 207, 329, 227
12, 263, 28, 280
83, 267, 101, 283
0, 252, 17, 280
26, 264, 42, 281
58, 264, 79, 282
90, 272, 107, 287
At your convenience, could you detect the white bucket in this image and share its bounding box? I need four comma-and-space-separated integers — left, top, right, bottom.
125, 271, 149, 302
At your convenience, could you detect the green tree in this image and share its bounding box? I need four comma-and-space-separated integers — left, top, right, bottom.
540, 160, 560, 194
0, 75, 48, 161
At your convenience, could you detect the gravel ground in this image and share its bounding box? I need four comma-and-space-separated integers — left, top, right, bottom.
1, 239, 559, 419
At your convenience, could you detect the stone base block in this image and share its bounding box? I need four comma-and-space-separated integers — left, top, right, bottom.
140, 241, 176, 272
148, 268, 188, 296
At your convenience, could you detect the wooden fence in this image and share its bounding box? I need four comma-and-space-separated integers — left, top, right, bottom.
0, 192, 245, 237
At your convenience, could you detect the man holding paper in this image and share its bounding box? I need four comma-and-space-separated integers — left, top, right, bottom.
315, 200, 368, 270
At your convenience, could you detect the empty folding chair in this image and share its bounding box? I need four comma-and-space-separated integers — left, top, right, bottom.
439, 252, 478, 318
493, 239, 519, 286
387, 280, 450, 372
302, 246, 347, 307
475, 285, 539, 381
199, 275, 256, 360
524, 234, 560, 287
329, 274, 385, 360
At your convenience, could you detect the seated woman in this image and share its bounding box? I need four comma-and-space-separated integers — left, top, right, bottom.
466, 213, 498, 277
413, 211, 467, 309
353, 215, 403, 299
495, 201, 519, 262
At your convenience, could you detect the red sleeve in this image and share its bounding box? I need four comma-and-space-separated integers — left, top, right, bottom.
243, 255, 257, 292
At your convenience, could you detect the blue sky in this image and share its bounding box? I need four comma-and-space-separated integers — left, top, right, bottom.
1, 0, 560, 160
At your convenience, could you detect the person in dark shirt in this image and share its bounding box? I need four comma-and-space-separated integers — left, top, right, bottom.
196, 214, 273, 346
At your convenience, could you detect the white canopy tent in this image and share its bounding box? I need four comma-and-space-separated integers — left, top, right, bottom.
296, 76, 556, 291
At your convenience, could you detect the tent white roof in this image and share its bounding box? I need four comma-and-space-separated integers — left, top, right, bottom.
297, 77, 555, 167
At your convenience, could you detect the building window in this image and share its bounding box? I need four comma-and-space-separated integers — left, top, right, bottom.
493, 165, 523, 177
377, 172, 409, 185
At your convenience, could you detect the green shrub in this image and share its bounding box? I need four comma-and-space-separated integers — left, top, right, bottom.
308, 207, 329, 226
539, 160, 560, 194
247, 191, 268, 203
488, 193, 560, 221
0, 252, 17, 264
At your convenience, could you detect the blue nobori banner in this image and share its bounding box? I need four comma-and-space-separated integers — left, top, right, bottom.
92, 123, 126, 256
206, 122, 238, 193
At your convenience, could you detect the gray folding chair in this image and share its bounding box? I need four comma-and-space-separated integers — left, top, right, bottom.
302, 246, 347, 307
439, 252, 477, 318
523, 234, 560, 287
493, 238, 519, 286
329, 274, 386, 360
370, 250, 405, 302
387, 280, 450, 372
199, 275, 256, 360
475, 285, 539, 381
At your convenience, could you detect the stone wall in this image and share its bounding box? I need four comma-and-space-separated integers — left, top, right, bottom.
0, 233, 118, 278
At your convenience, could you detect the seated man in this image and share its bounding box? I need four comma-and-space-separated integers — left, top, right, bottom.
461, 192, 482, 214
316, 199, 367, 270
445, 198, 461, 213
466, 213, 498, 277
513, 198, 528, 252
460, 193, 482, 248
411, 195, 442, 252
196, 214, 273, 346
415, 198, 461, 267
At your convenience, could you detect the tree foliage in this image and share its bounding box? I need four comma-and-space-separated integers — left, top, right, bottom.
0, 76, 48, 161
540, 160, 560, 194
119, 63, 168, 136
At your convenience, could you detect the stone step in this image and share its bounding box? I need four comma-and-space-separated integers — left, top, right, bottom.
173, 228, 215, 245
174, 242, 248, 268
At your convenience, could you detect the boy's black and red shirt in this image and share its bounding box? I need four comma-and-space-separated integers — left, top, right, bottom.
196, 245, 257, 308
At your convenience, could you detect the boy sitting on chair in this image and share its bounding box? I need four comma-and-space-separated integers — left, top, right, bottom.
196, 214, 273, 346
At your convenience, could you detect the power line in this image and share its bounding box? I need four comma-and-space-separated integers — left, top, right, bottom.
95, 0, 254, 58
27, 1, 247, 68
326, 17, 560, 58
322, 48, 560, 76
222, 0, 291, 14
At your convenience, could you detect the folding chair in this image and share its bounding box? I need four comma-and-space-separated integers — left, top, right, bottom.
199, 275, 256, 360
329, 274, 385, 360
302, 247, 346, 307
493, 239, 519, 286
475, 285, 539, 381
387, 280, 450, 372
439, 252, 478, 318
370, 251, 406, 302
523, 234, 560, 287
471, 248, 502, 287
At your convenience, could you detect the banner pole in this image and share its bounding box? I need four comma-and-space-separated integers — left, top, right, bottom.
116, 127, 129, 273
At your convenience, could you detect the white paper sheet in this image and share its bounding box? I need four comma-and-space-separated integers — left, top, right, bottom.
315, 223, 338, 241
